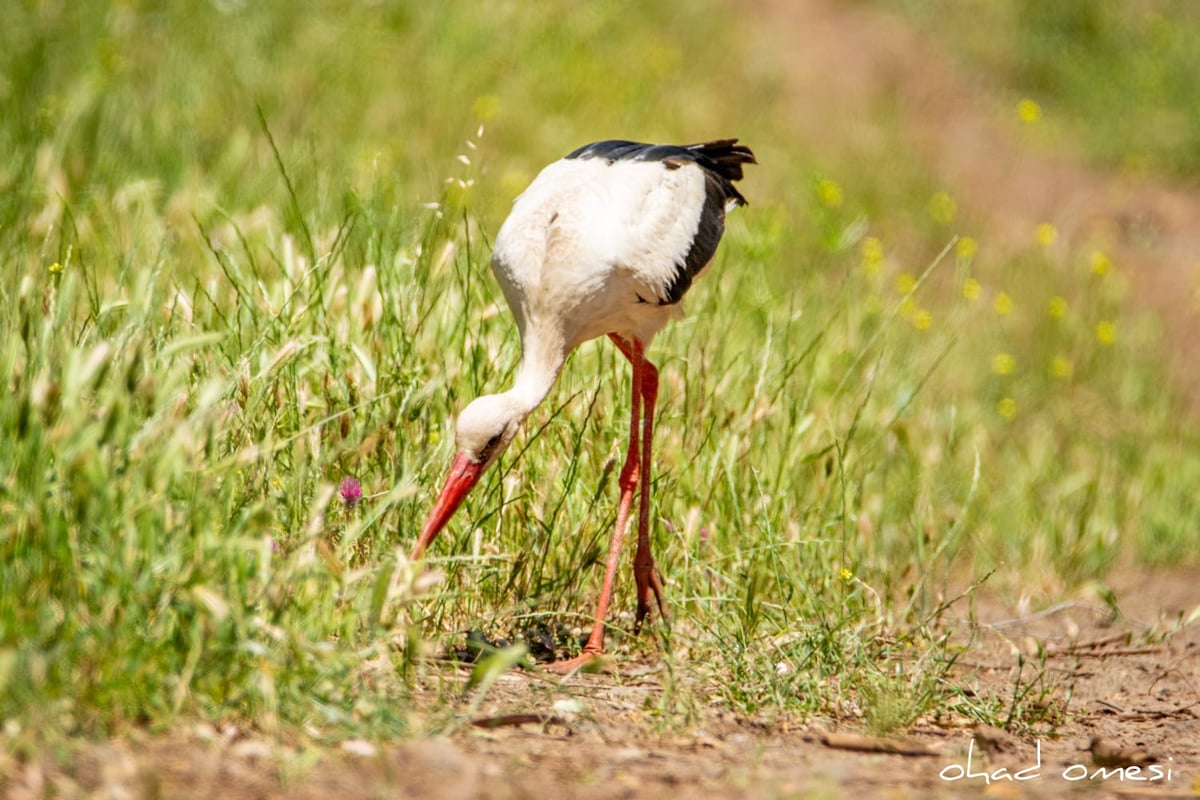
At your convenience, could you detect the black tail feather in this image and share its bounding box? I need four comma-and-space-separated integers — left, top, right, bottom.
683, 139, 757, 183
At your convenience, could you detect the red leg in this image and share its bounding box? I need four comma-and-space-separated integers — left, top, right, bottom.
605, 336, 667, 631
632, 350, 666, 631
544, 335, 644, 674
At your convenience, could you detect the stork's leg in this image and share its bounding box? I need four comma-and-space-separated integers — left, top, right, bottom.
630, 344, 666, 631
544, 335, 645, 674
607, 336, 667, 631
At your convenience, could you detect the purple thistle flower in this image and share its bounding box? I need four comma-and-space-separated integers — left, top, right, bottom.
339, 476, 363, 508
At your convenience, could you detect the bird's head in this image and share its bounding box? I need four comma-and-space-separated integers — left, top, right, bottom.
412, 393, 525, 559
454, 393, 526, 471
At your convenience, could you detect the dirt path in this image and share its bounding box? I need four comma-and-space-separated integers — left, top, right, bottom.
756, 0, 1200, 412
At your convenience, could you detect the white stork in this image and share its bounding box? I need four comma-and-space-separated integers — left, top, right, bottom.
413, 139, 756, 672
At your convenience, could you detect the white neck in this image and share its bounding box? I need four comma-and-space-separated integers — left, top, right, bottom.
506, 324, 567, 417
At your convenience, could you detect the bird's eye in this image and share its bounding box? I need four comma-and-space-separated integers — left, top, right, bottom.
482, 433, 503, 459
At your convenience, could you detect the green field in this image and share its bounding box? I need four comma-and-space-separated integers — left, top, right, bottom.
888, 0, 1200, 179
2, 0, 1198, 748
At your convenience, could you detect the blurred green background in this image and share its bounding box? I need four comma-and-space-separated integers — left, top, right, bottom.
890, 0, 1200, 177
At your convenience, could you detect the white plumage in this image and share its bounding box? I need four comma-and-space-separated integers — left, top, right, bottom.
497, 157, 704, 339
415, 139, 755, 672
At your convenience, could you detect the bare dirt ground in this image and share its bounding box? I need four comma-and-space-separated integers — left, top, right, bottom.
6, 566, 1198, 799
5, 2, 1200, 798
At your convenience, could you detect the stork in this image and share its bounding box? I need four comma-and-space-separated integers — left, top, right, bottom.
413, 139, 756, 672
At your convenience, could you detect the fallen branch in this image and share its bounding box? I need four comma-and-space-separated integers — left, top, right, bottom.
818, 731, 939, 757
1047, 646, 1163, 658
1044, 632, 1130, 654
470, 713, 567, 730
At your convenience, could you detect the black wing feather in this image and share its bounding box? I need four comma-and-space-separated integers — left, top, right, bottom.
566, 139, 755, 207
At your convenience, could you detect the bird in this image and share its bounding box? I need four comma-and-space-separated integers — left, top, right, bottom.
413, 138, 756, 673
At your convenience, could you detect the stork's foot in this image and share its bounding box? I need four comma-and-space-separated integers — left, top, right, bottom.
542, 649, 613, 676
633, 562, 668, 634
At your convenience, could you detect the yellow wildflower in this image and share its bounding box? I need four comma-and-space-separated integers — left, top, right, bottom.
1036, 223, 1058, 247
1050, 356, 1074, 379
912, 309, 933, 331
48, 261, 63, 273
471, 94, 501, 120
956, 236, 978, 260
928, 191, 957, 224
894, 272, 916, 295
997, 397, 1017, 419
862, 236, 884, 261
816, 178, 843, 208
1096, 320, 1116, 345
1090, 250, 1112, 277
1048, 296, 1068, 318
1017, 98, 1042, 124
991, 353, 1016, 376
993, 291, 1013, 315
839, 568, 853, 582
861, 236, 884, 274
962, 278, 982, 301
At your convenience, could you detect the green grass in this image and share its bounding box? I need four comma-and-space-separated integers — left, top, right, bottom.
2, 0, 1199, 750
885, 0, 1200, 179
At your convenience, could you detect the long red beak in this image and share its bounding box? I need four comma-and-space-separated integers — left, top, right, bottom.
412, 451, 483, 560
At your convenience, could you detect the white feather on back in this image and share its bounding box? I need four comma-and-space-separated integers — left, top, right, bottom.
492, 157, 708, 354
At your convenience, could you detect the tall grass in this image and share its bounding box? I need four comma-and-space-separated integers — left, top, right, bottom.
1, 0, 1198, 745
